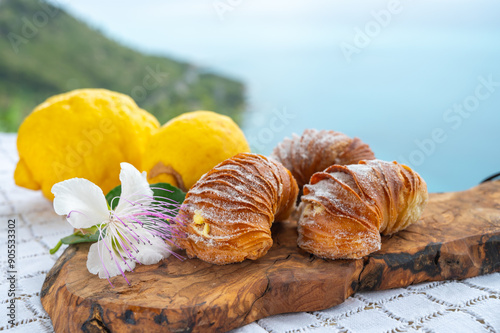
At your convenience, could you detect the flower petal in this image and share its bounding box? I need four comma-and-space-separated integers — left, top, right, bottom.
115, 162, 153, 215
134, 229, 172, 265
52, 178, 109, 229
87, 240, 136, 279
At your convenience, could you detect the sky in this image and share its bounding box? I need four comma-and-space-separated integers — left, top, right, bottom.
48, 0, 500, 192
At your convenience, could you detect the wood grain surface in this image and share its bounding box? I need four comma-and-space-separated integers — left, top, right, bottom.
41, 181, 500, 332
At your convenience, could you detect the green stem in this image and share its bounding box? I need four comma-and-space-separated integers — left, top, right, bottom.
49, 240, 63, 254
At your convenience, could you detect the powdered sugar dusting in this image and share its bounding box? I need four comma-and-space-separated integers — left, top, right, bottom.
175, 153, 298, 264
298, 159, 428, 259
270, 129, 375, 187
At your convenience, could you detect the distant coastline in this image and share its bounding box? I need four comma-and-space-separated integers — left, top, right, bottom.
0, 0, 246, 132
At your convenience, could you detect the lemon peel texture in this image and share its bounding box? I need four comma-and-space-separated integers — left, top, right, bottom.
142, 110, 250, 191
15, 89, 160, 200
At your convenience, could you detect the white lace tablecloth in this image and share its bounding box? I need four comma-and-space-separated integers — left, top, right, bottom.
0, 132, 499, 333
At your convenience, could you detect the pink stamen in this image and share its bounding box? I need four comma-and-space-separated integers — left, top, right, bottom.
94, 190, 185, 286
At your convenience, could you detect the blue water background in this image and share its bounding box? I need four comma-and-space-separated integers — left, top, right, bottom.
52, 0, 500, 192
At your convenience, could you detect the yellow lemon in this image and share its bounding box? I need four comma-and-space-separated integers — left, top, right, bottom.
14, 89, 159, 200
143, 111, 250, 191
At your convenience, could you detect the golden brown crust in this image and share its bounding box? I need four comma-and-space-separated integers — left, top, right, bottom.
175, 153, 299, 265
270, 129, 375, 188
298, 160, 428, 259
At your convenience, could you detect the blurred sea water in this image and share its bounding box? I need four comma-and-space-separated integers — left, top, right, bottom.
52, 0, 500, 192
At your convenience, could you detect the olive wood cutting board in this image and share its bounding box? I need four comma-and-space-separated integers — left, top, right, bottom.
41, 181, 500, 332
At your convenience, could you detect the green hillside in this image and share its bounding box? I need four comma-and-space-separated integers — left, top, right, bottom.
0, 0, 245, 132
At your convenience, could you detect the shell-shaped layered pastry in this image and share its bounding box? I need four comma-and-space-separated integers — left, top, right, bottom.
270, 129, 376, 188
175, 153, 299, 265
298, 159, 428, 259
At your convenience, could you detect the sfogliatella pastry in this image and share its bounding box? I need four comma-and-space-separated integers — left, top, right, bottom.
270, 129, 376, 188
175, 153, 299, 265
298, 159, 428, 259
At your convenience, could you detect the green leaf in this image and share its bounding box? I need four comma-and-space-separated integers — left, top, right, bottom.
105, 182, 186, 216
60, 231, 100, 245
49, 228, 101, 254
149, 183, 186, 205
106, 184, 122, 210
